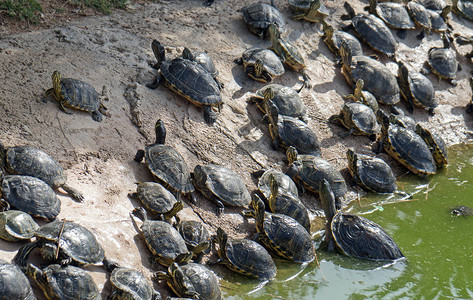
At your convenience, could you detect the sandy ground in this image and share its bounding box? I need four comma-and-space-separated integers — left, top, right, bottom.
1, 0, 473, 298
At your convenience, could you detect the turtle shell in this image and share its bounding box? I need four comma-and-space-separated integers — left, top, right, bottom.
352, 13, 397, 56
415, 124, 448, 167
257, 168, 299, 200
0, 259, 35, 300
418, 0, 446, 11
288, 0, 312, 14
144, 143, 194, 194
178, 220, 210, 251
241, 2, 286, 38
406, 72, 437, 110
407, 1, 432, 30
272, 38, 306, 72
4, 145, 66, 188
254, 84, 306, 119
0, 210, 39, 242
242, 48, 285, 79
361, 90, 379, 111
327, 30, 363, 57
428, 9, 448, 32
268, 192, 310, 233
189, 51, 219, 78
110, 268, 157, 300
375, 2, 415, 29
331, 212, 404, 260
60, 78, 101, 113
339, 103, 381, 135
428, 47, 458, 80
454, 0, 473, 20
389, 112, 417, 132
2, 175, 61, 220
136, 182, 179, 215
348, 152, 397, 193
223, 237, 277, 280
276, 115, 321, 155
192, 164, 251, 207
175, 263, 222, 300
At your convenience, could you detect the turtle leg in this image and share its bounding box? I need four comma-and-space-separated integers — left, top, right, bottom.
203, 105, 218, 125
301, 70, 312, 89
214, 77, 224, 90
416, 29, 425, 40
98, 102, 110, 117
146, 74, 163, 90
188, 191, 198, 204
43, 88, 54, 102
134, 149, 145, 162
406, 99, 415, 114
396, 29, 407, 40
251, 169, 266, 178
59, 100, 73, 115
107, 291, 119, 300
25, 264, 49, 292
234, 57, 243, 65
91, 111, 103, 122
214, 198, 225, 216
103, 256, 120, 272
449, 79, 458, 86
466, 103, 473, 114
291, 13, 305, 20
14, 241, 39, 267
61, 184, 84, 202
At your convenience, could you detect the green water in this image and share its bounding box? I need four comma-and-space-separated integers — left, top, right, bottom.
221, 144, 473, 299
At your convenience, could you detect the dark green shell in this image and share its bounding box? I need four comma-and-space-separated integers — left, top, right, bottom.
400, 69, 437, 110
407, 1, 432, 30
272, 38, 306, 71
136, 182, 179, 214
268, 192, 310, 233
428, 9, 448, 32
374, 2, 415, 29
257, 168, 299, 200
254, 84, 306, 119
178, 220, 210, 251
0, 210, 39, 242
428, 47, 458, 80
339, 103, 380, 135
275, 115, 321, 155
0, 259, 35, 300
241, 2, 286, 37
60, 78, 101, 113
348, 152, 397, 193
351, 13, 397, 56
242, 48, 285, 78
175, 263, 222, 300
326, 30, 363, 57
110, 268, 157, 300
187, 51, 219, 78
2, 175, 60, 220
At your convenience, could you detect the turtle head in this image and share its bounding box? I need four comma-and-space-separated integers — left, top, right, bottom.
266, 100, 279, 124
182, 47, 195, 61
355, 78, 364, 91
338, 40, 352, 69
346, 149, 356, 167
268, 22, 281, 40
309, 0, 322, 12
155, 119, 166, 145
441, 33, 451, 49
343, 2, 356, 19
369, 0, 377, 12
251, 193, 266, 232
25, 264, 45, 285
319, 179, 337, 224
376, 109, 390, 132
415, 123, 433, 144
397, 61, 409, 81
254, 59, 264, 78
51, 70, 62, 95
151, 40, 166, 69
268, 173, 279, 203
191, 165, 206, 189
441, 5, 452, 19
41, 243, 58, 262
286, 146, 299, 165
166, 201, 184, 220
215, 227, 228, 249
263, 87, 275, 102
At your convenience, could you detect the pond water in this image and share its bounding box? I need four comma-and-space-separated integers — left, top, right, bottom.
221, 144, 473, 299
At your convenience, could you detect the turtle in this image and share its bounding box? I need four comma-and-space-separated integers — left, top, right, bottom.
288, 0, 312, 14
129, 182, 183, 222
376, 110, 436, 176
406, 1, 432, 39
321, 20, 363, 65
210, 227, 277, 280
135, 119, 195, 202
415, 123, 448, 168
147, 40, 222, 125
241, 0, 286, 38
266, 173, 310, 232
0, 206, 39, 242
253, 168, 299, 201
242, 194, 316, 263
291, 0, 329, 23
339, 42, 400, 106
451, 205, 473, 216
191, 164, 251, 215
342, 79, 379, 112
365, 0, 415, 39
177, 220, 211, 263
248, 84, 307, 120
266, 100, 321, 155
319, 179, 404, 260
182, 47, 223, 90
286, 146, 347, 209
235, 48, 285, 83
455, 34, 473, 60
14, 219, 115, 270
417, 0, 446, 12
422, 34, 458, 86
342, 2, 397, 57
389, 106, 417, 132
154, 262, 222, 300
0, 142, 84, 202
453, 0, 473, 21
26, 263, 101, 300
268, 23, 311, 89
397, 61, 437, 114
428, 5, 452, 33
329, 102, 381, 138
108, 267, 162, 300
0, 259, 35, 300
346, 149, 397, 194
44, 70, 108, 122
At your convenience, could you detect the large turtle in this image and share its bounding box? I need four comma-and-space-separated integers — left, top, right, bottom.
241, 0, 286, 38
0, 206, 39, 242
322, 20, 363, 65
0, 142, 84, 202
108, 267, 162, 300
407, 1, 432, 39
329, 102, 380, 138
192, 164, 251, 215
291, 0, 329, 23
453, 0, 473, 21
243, 195, 316, 263
182, 47, 223, 90
415, 123, 448, 168
135, 120, 195, 202
147, 40, 222, 124
154, 263, 222, 300
422, 34, 458, 86
44, 70, 108, 122
342, 2, 397, 57
177, 220, 211, 263
0, 259, 35, 300
235, 48, 285, 83
211, 227, 277, 281
366, 0, 415, 39
26, 263, 101, 300
320, 179, 404, 260
342, 79, 379, 112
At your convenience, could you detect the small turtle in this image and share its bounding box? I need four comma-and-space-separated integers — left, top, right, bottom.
415, 123, 448, 168
322, 20, 363, 65
131, 207, 193, 267
0, 142, 84, 202
397, 61, 437, 114
339, 42, 400, 106
0, 259, 35, 300
422, 34, 458, 86
147, 40, 222, 124
407, 1, 432, 39
0, 205, 39, 242
177, 220, 211, 263
14, 219, 114, 270
135, 120, 195, 202
44, 70, 108, 122
129, 182, 183, 221
266, 100, 321, 155
451, 205, 473, 216
235, 48, 285, 83
320, 179, 404, 260
389, 106, 417, 132
342, 79, 379, 112
346, 149, 397, 194
249, 84, 307, 120
253, 168, 299, 201
453, 0, 473, 21
191, 164, 251, 215
329, 102, 381, 138
366, 0, 415, 39
376, 110, 436, 176
108, 267, 162, 300
241, 0, 286, 38
286, 146, 347, 209
26, 263, 101, 300
268, 23, 311, 89
455, 34, 473, 60
291, 0, 329, 23
428, 5, 452, 33
211, 227, 277, 280
243, 195, 316, 263
417, 0, 446, 12
154, 263, 222, 300
342, 2, 397, 57
182, 47, 223, 90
